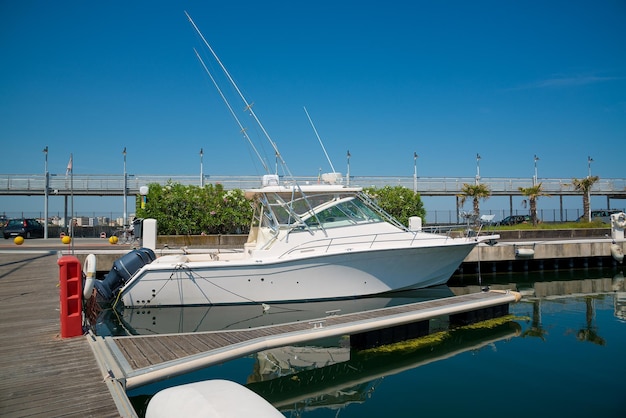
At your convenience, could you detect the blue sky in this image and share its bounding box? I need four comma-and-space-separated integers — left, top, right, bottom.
1, 0, 625, 218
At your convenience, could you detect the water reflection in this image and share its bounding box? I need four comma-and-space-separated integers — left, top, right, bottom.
246, 321, 521, 414
94, 286, 455, 336
124, 267, 626, 417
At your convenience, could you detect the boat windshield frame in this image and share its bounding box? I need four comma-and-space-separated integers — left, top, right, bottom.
254, 190, 407, 234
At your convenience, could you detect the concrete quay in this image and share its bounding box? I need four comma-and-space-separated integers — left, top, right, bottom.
1, 229, 623, 274
464, 238, 624, 273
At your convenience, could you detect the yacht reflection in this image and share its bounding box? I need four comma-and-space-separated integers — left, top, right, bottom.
245, 320, 521, 414
613, 271, 626, 321
451, 275, 621, 299
94, 286, 455, 336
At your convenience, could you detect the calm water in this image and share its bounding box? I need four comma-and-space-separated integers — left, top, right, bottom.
97, 266, 626, 417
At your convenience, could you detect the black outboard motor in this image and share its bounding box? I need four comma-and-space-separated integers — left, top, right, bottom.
95, 247, 156, 304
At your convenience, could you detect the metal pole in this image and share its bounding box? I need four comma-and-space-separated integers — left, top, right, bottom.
70, 153, 74, 251
200, 148, 204, 187
475, 153, 481, 185
347, 150, 351, 186
64, 195, 68, 235
123, 147, 127, 233
587, 155, 593, 222
43, 146, 49, 239
413, 152, 418, 193
533, 154, 539, 186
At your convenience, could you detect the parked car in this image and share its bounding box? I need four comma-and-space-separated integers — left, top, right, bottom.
498, 215, 531, 226
3, 218, 45, 239
577, 210, 621, 223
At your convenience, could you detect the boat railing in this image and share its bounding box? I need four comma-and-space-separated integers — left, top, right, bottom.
278, 229, 468, 259
421, 224, 469, 236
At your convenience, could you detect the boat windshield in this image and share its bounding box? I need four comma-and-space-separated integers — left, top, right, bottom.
258, 192, 385, 231
304, 196, 384, 229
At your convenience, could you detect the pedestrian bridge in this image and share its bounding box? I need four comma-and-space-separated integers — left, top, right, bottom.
1, 174, 625, 198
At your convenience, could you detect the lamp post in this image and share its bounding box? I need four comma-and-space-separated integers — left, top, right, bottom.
123, 147, 127, 233
533, 154, 539, 185
43, 146, 48, 239
413, 152, 418, 193
475, 153, 481, 185
587, 155, 593, 222
200, 148, 204, 187
346, 150, 351, 186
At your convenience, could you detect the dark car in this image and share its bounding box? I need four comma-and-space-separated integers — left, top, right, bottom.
3, 218, 45, 239
499, 215, 531, 226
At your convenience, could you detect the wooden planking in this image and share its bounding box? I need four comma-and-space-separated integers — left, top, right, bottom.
112, 291, 508, 374
0, 253, 123, 418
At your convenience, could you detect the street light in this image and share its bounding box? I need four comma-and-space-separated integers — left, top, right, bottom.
587, 156, 594, 222
346, 150, 351, 186
123, 147, 127, 232
43, 146, 48, 239
413, 152, 418, 193
533, 154, 540, 185
475, 153, 481, 185
200, 148, 204, 187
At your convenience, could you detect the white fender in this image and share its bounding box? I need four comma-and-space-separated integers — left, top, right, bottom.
610, 243, 624, 264
515, 248, 535, 258
83, 254, 97, 299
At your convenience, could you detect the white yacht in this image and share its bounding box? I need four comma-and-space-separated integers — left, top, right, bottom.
96, 175, 495, 307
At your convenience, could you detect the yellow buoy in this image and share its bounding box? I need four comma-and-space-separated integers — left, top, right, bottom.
109, 235, 118, 244
61, 235, 71, 245
14, 236, 24, 245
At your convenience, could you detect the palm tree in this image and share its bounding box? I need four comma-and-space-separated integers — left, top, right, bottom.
458, 183, 491, 223
571, 176, 599, 222
575, 297, 606, 345
519, 183, 550, 226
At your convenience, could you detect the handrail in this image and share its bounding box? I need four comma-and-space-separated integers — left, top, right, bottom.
1, 174, 625, 196
277, 230, 461, 259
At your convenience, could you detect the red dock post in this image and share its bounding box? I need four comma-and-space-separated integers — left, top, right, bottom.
57, 255, 83, 338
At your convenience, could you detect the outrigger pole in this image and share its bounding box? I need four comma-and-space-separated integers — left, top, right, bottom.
185, 11, 293, 179
192, 48, 269, 174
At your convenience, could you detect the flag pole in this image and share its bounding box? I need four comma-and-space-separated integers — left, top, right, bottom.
70, 153, 74, 252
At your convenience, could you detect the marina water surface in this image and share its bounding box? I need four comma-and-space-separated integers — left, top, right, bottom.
96, 266, 626, 418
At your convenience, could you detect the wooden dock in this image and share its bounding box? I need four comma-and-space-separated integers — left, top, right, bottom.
0, 249, 521, 416
94, 290, 520, 390
0, 251, 132, 418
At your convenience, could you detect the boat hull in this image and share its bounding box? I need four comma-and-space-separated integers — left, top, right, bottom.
120, 243, 475, 307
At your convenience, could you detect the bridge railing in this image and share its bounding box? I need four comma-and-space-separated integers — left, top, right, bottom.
0, 174, 625, 196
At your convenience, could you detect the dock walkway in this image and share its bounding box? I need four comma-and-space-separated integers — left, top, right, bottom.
96, 290, 520, 390
0, 252, 130, 418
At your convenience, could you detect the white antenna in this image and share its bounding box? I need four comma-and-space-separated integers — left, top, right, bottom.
303, 106, 336, 173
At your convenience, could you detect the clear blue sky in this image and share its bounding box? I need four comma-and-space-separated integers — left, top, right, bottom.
1, 0, 625, 218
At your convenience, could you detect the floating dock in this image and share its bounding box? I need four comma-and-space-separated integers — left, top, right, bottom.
90, 290, 520, 390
